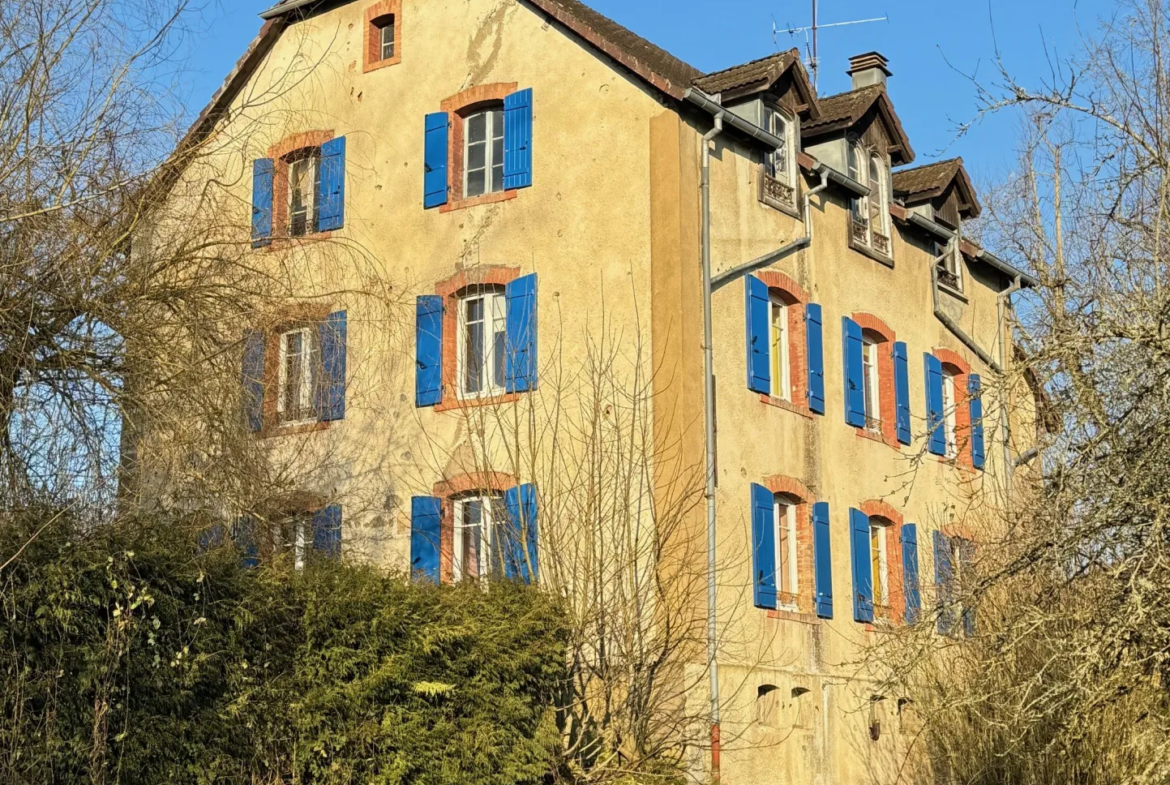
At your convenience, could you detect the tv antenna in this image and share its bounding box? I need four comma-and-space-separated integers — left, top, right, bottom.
773, 1, 888, 90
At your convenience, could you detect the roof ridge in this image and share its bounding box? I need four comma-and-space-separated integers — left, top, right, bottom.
697, 48, 798, 81
896, 157, 963, 171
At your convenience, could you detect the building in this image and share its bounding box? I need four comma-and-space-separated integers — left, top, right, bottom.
140, 0, 1041, 781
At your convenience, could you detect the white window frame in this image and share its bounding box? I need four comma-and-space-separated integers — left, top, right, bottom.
277, 326, 316, 424
942, 369, 959, 458
938, 240, 964, 292
269, 517, 308, 570
451, 493, 505, 582
764, 106, 796, 186
870, 519, 889, 607
378, 16, 395, 61
869, 155, 890, 238
848, 141, 868, 226
862, 335, 881, 430
287, 149, 320, 237
463, 107, 505, 199
769, 295, 791, 401
457, 288, 507, 400
773, 495, 798, 604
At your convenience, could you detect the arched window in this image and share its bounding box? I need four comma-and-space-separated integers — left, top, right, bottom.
457, 285, 507, 399
756, 684, 780, 726
869, 516, 893, 608
848, 140, 892, 258
451, 492, 507, 582
285, 147, 321, 237
773, 493, 799, 600
464, 105, 505, 198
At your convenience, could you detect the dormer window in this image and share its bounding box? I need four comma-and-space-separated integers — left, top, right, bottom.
761, 106, 797, 211
937, 239, 964, 293
848, 141, 892, 258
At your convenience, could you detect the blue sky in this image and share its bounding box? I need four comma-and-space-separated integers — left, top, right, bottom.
182, 0, 1115, 185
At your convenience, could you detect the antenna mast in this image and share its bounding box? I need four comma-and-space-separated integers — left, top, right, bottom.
773, 2, 888, 90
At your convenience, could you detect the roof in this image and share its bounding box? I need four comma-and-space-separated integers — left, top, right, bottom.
894, 158, 981, 219
693, 50, 796, 96
802, 85, 915, 165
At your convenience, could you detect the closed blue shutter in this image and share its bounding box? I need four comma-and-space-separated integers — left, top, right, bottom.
317, 311, 347, 422
415, 296, 443, 407
925, 354, 946, 456
242, 330, 265, 432
234, 517, 259, 569
746, 276, 771, 394
251, 158, 274, 246
751, 483, 777, 609
423, 112, 449, 208
959, 538, 976, 636
813, 502, 833, 618
503, 88, 533, 190
850, 508, 874, 623
902, 524, 920, 624
504, 484, 539, 583
894, 341, 911, 445
969, 374, 985, 469
506, 274, 538, 393
410, 496, 442, 583
316, 136, 346, 232
312, 504, 342, 559
843, 318, 866, 427
934, 530, 954, 635
806, 303, 825, 414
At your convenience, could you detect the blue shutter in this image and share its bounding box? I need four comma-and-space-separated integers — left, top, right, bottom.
746, 276, 771, 394
251, 158, 274, 246
317, 136, 346, 232
410, 496, 442, 583
197, 524, 226, 554
312, 504, 342, 559
934, 530, 954, 635
969, 374, 985, 469
415, 296, 443, 407
751, 484, 777, 609
805, 303, 825, 414
233, 517, 259, 569
424, 112, 449, 208
503, 88, 533, 190
242, 330, 265, 432
506, 274, 538, 393
813, 502, 833, 618
317, 311, 347, 422
894, 341, 911, 445
504, 484, 538, 583
959, 538, 976, 636
925, 354, 946, 456
843, 318, 866, 428
902, 524, 920, 625
850, 508, 874, 623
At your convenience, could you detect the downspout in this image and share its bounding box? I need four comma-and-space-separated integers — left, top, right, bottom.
998, 274, 1024, 490
700, 111, 724, 785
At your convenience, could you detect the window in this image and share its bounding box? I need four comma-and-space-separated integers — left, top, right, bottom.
942, 369, 958, 458
452, 494, 507, 581
770, 296, 791, 401
273, 515, 311, 570
870, 519, 890, 608
774, 495, 798, 601
464, 107, 504, 198
937, 240, 963, 292
377, 15, 396, 61
764, 107, 795, 185
458, 287, 507, 399
286, 149, 320, 237
848, 141, 891, 257
277, 327, 317, 423
862, 335, 881, 430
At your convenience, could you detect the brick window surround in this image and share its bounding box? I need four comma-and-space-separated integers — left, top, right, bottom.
267, 130, 336, 245
934, 348, 973, 469
860, 499, 905, 626
434, 471, 516, 584
438, 82, 519, 213
363, 0, 402, 73
851, 312, 898, 449
433, 265, 521, 412
760, 475, 814, 615
756, 271, 811, 418
254, 302, 333, 438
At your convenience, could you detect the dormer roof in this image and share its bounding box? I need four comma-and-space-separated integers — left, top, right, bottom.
801, 85, 915, 165
893, 157, 981, 220
692, 49, 819, 117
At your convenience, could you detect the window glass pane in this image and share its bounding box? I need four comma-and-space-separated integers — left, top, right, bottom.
468, 113, 487, 143
776, 501, 792, 595
464, 298, 484, 394
467, 169, 486, 198
380, 20, 395, 59
467, 141, 486, 171
491, 163, 504, 194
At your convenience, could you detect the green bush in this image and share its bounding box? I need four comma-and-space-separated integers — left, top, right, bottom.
0, 509, 567, 784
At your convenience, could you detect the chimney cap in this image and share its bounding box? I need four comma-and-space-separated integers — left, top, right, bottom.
847, 51, 892, 78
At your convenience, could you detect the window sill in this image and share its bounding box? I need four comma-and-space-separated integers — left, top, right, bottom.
938, 282, 968, 303
256, 231, 335, 251
855, 426, 899, 451
767, 608, 821, 625
440, 189, 517, 214
759, 394, 813, 419
933, 454, 977, 473
434, 391, 520, 413
849, 239, 895, 269
364, 53, 401, 73
255, 419, 332, 439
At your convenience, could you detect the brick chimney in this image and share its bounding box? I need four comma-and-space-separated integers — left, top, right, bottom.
848, 52, 891, 90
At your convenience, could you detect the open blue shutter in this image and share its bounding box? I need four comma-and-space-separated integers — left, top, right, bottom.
805, 304, 825, 414
503, 88, 533, 190
746, 276, 771, 394
959, 538, 976, 636
317, 311, 346, 422
251, 158, 274, 246
850, 508, 874, 623
902, 524, 920, 624
843, 318, 866, 428
234, 517, 259, 569
925, 354, 946, 456
424, 112, 449, 209
410, 497, 442, 583
504, 484, 538, 583
506, 274, 538, 393
969, 374, 985, 469
894, 341, 911, 444
751, 484, 777, 609
317, 136, 346, 232
934, 530, 954, 635
242, 330, 265, 432
415, 296, 443, 407
813, 502, 833, 618
312, 504, 342, 559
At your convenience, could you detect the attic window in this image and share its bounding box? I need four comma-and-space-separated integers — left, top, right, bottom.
937, 240, 963, 293
364, 1, 402, 72
761, 106, 797, 212
848, 141, 892, 259
376, 16, 395, 60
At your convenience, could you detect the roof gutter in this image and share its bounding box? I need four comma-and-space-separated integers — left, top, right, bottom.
684, 87, 784, 150
260, 0, 315, 19
978, 249, 1039, 289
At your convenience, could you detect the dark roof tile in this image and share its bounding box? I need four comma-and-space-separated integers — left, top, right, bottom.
692, 50, 798, 95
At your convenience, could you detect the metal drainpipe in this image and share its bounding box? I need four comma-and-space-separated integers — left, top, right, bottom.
998, 274, 1024, 492
700, 112, 724, 784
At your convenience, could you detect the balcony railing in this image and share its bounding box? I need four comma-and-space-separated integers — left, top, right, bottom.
762, 174, 796, 210
872, 231, 890, 256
